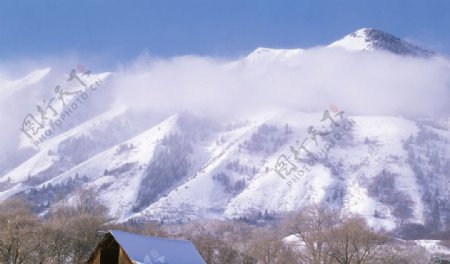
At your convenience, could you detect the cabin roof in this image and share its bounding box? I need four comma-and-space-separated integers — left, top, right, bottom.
109, 230, 206, 264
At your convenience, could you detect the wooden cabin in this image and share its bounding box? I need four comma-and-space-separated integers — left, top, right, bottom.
86, 230, 206, 264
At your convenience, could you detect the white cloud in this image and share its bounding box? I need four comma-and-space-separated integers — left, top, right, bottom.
110, 48, 450, 118
0, 47, 449, 153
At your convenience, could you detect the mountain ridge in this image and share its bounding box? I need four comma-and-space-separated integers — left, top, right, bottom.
0, 28, 449, 234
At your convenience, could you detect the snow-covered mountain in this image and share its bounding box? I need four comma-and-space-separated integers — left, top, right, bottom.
243, 47, 304, 65
0, 28, 449, 233
329, 28, 434, 56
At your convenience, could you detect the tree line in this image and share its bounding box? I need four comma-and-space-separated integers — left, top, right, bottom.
0, 192, 449, 264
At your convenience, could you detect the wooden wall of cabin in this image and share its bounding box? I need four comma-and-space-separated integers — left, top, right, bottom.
118, 247, 132, 264
86, 234, 133, 264
89, 248, 101, 264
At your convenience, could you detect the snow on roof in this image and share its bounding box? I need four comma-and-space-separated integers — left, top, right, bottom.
110, 230, 206, 264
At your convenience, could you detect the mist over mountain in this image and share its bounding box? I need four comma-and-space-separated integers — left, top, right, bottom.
0, 28, 449, 240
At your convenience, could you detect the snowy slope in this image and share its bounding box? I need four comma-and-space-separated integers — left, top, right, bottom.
126, 110, 445, 231
415, 240, 450, 256
37, 114, 180, 218
1, 28, 449, 233
3, 98, 449, 232
0, 105, 164, 203
244, 47, 304, 65
18, 70, 112, 149
329, 28, 372, 51
126, 111, 277, 222
2, 107, 126, 182
329, 28, 433, 56
0, 68, 51, 100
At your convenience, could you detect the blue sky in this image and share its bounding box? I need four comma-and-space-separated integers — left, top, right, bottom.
0, 0, 449, 66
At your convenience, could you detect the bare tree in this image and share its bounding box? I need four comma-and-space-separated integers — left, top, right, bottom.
180, 220, 240, 264
0, 196, 439, 264
374, 242, 431, 264
328, 216, 386, 264
246, 227, 297, 264
0, 198, 42, 264
45, 189, 109, 264
283, 204, 339, 264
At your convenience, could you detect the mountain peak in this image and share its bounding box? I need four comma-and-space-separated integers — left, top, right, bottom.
243, 47, 304, 65
329, 28, 433, 56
